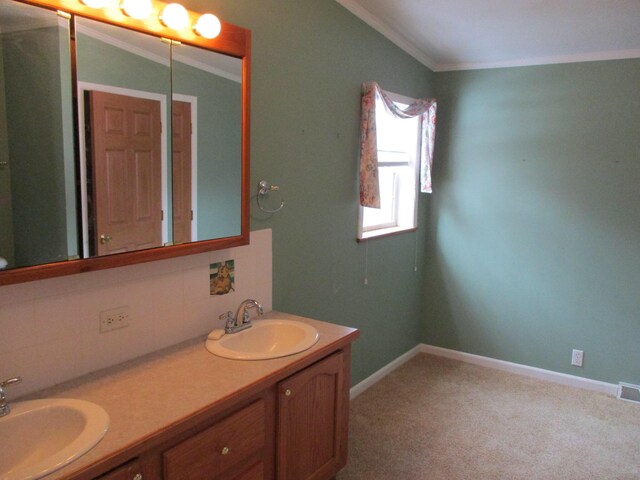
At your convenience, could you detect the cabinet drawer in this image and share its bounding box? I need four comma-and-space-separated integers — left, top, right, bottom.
95, 459, 143, 480
164, 399, 265, 480
230, 461, 264, 480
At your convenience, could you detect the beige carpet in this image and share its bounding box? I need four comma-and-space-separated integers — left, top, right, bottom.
338, 354, 640, 480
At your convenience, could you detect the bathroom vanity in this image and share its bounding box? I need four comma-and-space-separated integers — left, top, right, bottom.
29, 313, 358, 480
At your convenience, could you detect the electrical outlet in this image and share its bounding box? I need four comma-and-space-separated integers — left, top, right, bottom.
571, 349, 584, 367
99, 306, 130, 333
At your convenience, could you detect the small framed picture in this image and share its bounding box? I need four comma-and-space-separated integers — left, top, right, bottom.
210, 260, 235, 295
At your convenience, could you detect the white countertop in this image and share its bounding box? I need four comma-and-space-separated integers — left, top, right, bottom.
26, 312, 358, 480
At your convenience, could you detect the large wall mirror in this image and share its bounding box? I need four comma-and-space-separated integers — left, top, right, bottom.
0, 0, 250, 285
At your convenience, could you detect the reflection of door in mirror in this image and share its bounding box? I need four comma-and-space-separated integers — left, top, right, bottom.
0, 0, 77, 269
172, 100, 193, 244
87, 91, 162, 256
75, 16, 171, 257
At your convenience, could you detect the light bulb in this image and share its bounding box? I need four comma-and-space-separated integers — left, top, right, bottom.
160, 3, 189, 30
194, 13, 221, 39
120, 0, 152, 20
80, 0, 108, 8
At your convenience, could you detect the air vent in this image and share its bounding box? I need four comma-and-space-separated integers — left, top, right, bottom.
617, 383, 640, 403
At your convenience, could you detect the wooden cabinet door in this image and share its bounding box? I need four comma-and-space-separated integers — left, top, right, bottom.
96, 459, 144, 480
277, 352, 344, 480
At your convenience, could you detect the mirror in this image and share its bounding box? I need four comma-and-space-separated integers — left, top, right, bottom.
171, 43, 242, 243
0, 0, 250, 285
76, 17, 172, 257
0, 0, 77, 269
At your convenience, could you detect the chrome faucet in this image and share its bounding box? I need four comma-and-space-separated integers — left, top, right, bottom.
219, 299, 264, 334
236, 299, 264, 326
0, 377, 22, 417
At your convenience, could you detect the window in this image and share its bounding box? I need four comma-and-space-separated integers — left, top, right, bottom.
357, 91, 421, 240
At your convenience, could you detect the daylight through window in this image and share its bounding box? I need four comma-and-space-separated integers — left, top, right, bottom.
358, 92, 421, 240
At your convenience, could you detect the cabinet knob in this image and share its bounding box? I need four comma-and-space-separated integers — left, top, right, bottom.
132, 474, 142, 480
100, 234, 112, 245
221, 446, 230, 455
284, 389, 292, 397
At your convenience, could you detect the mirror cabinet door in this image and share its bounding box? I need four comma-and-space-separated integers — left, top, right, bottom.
0, 0, 77, 269
0, 0, 249, 283
75, 17, 172, 257
171, 43, 242, 244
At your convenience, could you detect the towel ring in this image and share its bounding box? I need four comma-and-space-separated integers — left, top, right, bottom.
257, 180, 285, 213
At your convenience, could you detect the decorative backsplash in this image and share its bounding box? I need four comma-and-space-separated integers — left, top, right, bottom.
0, 229, 272, 398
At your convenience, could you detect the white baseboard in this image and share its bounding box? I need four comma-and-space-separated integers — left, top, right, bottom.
420, 344, 618, 396
350, 343, 618, 399
350, 345, 423, 399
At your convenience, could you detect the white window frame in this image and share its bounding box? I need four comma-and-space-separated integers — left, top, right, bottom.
357, 91, 421, 240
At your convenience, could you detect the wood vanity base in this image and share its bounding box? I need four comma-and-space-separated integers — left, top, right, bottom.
42, 314, 359, 480
95, 348, 351, 480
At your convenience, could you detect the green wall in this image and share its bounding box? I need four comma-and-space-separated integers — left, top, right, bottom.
0, 38, 15, 267
172, 60, 242, 240
179, 1, 640, 387
76, 32, 171, 95
426, 59, 640, 385
59, 24, 78, 259
184, 0, 435, 384
3, 26, 74, 267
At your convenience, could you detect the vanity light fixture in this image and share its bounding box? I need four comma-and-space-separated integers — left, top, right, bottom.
80, 0, 109, 8
160, 3, 189, 30
120, 0, 153, 20
78, 0, 223, 37
194, 13, 221, 39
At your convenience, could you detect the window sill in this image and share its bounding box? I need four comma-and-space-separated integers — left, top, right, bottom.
356, 226, 417, 242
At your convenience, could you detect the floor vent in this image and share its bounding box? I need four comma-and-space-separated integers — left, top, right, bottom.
617, 383, 640, 403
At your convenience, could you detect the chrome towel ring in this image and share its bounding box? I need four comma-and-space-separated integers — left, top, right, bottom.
257, 180, 285, 213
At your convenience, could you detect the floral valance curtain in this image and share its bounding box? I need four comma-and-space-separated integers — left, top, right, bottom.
359, 82, 437, 208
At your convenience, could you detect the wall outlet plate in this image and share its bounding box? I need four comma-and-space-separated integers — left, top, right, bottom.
571, 349, 584, 367
99, 306, 130, 333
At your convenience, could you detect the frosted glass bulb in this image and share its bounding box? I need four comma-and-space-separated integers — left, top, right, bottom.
80, 0, 108, 8
160, 3, 189, 30
194, 13, 221, 39
120, 0, 152, 20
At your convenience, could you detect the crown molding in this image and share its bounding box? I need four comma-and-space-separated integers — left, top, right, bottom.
435, 49, 640, 72
172, 52, 241, 83
76, 22, 170, 66
77, 23, 241, 81
335, 0, 437, 71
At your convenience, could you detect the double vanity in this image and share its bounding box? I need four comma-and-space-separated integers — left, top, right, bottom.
2, 312, 359, 480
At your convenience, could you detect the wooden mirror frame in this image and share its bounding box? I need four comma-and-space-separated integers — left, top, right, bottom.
0, 0, 251, 286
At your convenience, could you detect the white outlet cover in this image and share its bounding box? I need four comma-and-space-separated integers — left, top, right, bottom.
99, 307, 130, 333
571, 349, 584, 367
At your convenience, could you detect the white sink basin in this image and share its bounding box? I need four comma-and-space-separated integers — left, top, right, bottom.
0, 398, 109, 480
206, 318, 320, 360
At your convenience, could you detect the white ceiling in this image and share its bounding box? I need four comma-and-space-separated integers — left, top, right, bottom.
337, 0, 640, 71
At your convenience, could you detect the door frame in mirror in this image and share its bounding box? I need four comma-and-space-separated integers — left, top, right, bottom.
0, 0, 251, 286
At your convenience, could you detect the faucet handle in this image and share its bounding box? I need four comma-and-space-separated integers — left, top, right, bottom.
0, 377, 21, 388
219, 311, 235, 328
0, 377, 21, 417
